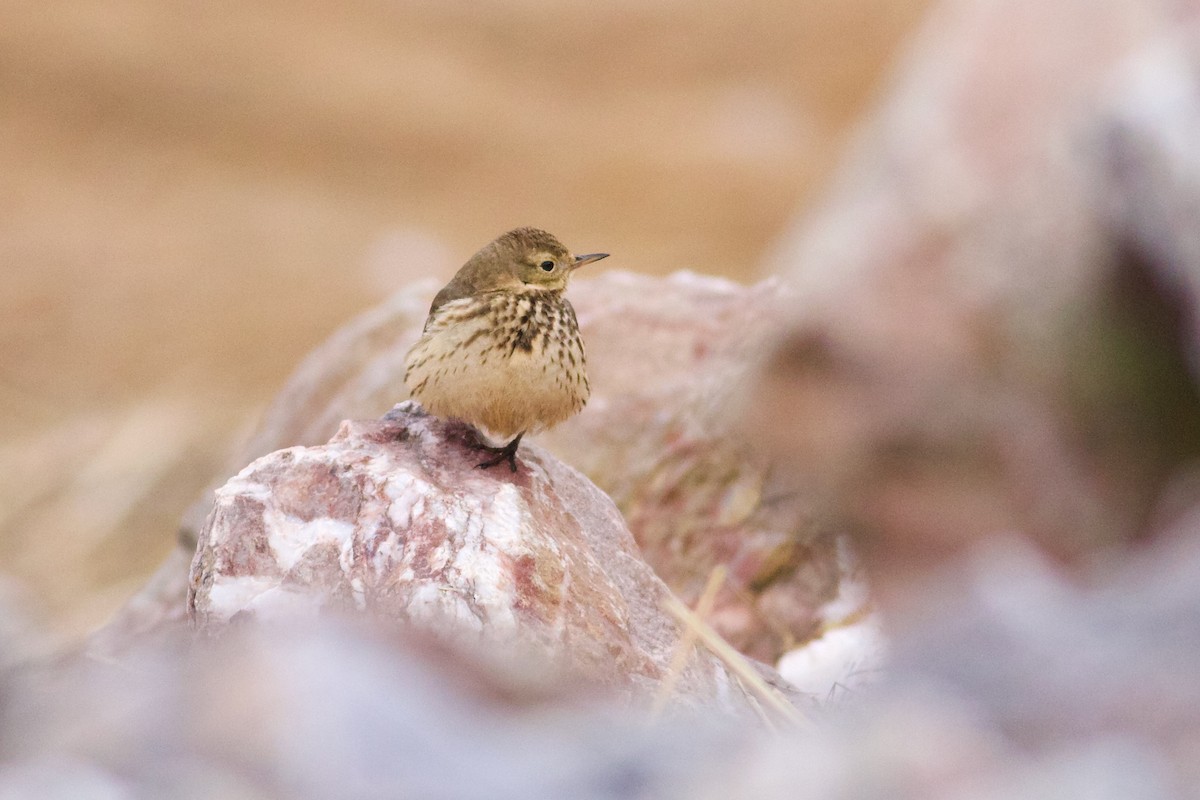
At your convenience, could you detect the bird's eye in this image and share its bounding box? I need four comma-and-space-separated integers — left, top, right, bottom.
540, 260, 555, 272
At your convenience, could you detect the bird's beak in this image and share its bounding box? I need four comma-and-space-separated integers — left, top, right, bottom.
571, 253, 609, 270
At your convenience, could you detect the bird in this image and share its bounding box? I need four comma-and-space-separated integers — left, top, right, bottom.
403, 227, 608, 471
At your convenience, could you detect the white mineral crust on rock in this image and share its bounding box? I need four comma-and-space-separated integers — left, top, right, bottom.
189, 402, 773, 710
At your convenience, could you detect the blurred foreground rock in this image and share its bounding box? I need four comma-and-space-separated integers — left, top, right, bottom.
7, 508, 1200, 798
713, 528, 1200, 799
188, 402, 777, 712
5, 616, 751, 800
753, 0, 1200, 590
99, 271, 851, 668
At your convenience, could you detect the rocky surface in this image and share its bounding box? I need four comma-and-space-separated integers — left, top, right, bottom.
188, 402, 781, 713
9, 486, 1200, 799
535, 273, 846, 664
95, 271, 850, 668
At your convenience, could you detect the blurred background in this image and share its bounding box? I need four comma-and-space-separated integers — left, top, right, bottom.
0, 0, 930, 636
5, 3, 1200, 795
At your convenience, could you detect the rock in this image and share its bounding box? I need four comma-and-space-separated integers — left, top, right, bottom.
706, 528, 1200, 800
750, 0, 1200, 595
5, 618, 752, 800
17, 524, 1200, 800
98, 271, 848, 667
534, 273, 846, 664
188, 401, 783, 713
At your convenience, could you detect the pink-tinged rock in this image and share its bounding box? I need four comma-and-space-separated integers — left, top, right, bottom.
141, 271, 845, 666
535, 273, 845, 664
188, 401, 773, 710
750, 0, 1200, 597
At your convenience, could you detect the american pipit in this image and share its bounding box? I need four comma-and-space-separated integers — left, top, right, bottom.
404, 228, 608, 471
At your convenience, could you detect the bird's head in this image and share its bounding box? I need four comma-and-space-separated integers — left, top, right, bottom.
465, 227, 608, 293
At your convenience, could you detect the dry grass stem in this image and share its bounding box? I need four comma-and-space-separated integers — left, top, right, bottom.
663, 592, 807, 728
650, 566, 728, 719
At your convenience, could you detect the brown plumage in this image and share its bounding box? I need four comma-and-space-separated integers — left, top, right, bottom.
404, 227, 608, 471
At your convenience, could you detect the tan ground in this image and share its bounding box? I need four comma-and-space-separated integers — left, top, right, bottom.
0, 0, 928, 635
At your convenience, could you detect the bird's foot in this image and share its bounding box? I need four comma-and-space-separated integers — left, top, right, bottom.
475, 433, 524, 473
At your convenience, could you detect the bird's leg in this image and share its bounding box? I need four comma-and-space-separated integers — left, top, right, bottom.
475, 432, 525, 473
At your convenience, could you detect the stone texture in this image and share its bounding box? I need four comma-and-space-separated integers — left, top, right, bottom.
100, 271, 845, 667
188, 401, 775, 711
535, 273, 846, 663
